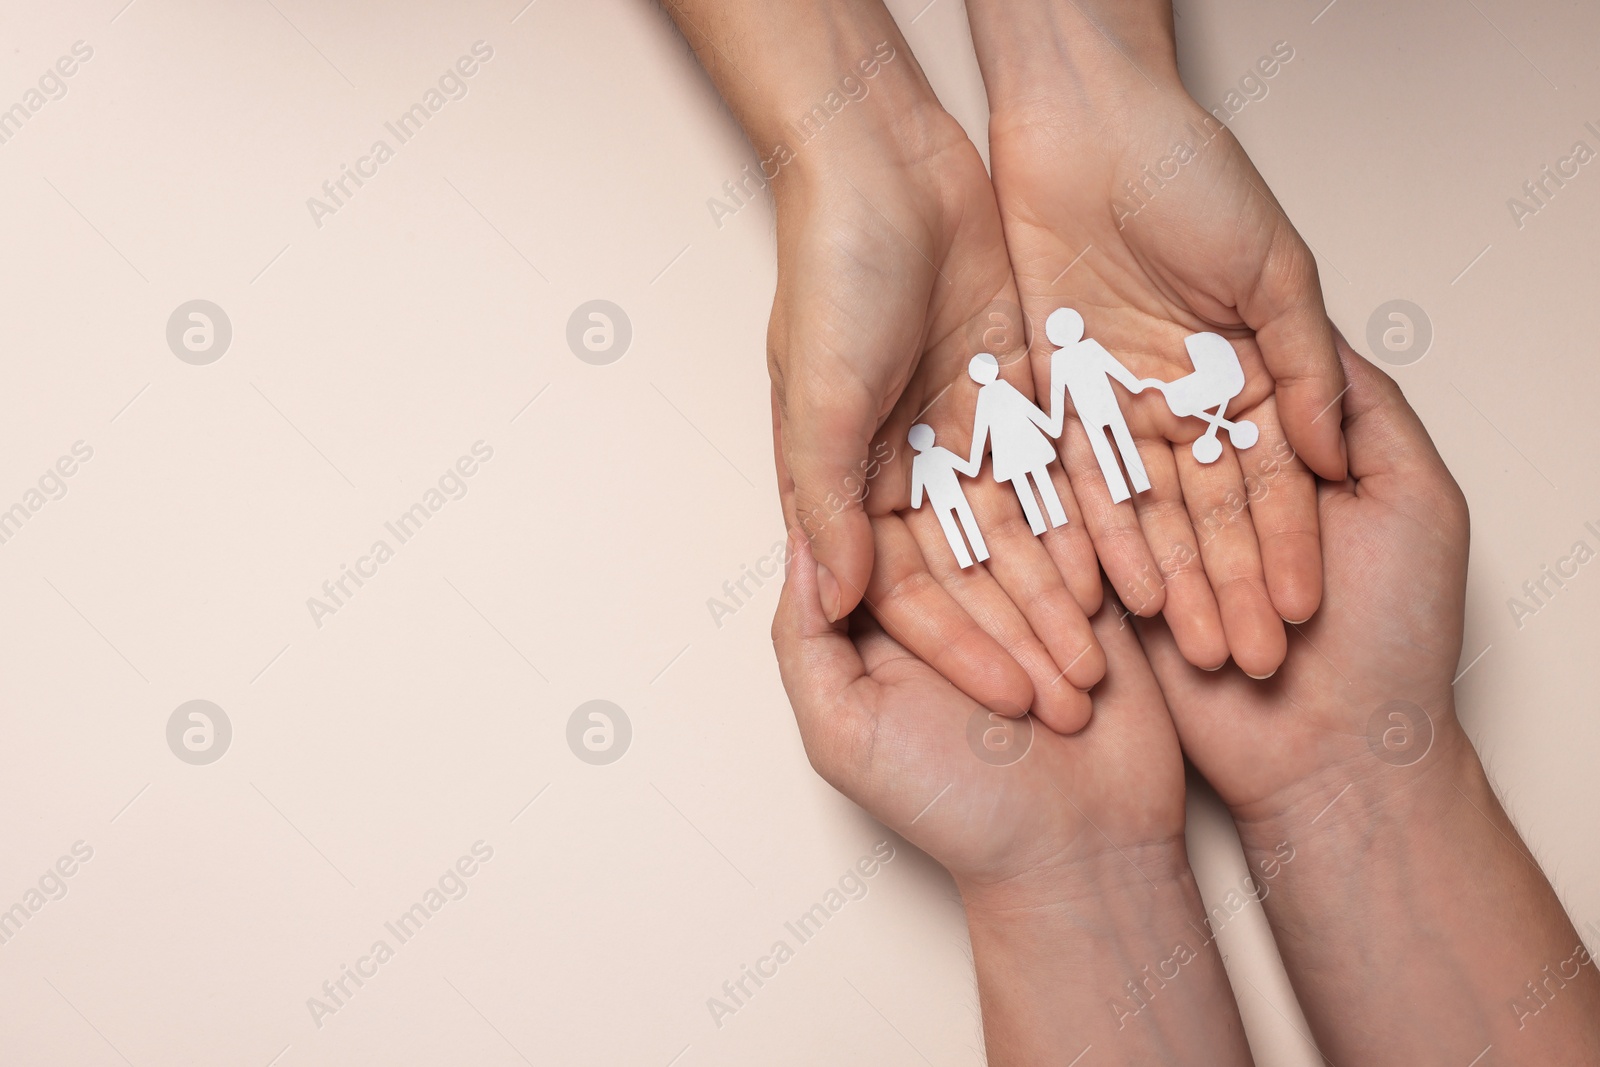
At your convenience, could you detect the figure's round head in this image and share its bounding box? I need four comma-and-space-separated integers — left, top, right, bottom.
968, 352, 1000, 384
1046, 307, 1084, 348
907, 424, 935, 452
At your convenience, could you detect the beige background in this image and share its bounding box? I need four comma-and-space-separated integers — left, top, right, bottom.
0, 0, 1595, 1063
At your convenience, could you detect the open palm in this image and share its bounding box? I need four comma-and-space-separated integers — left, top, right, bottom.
774, 536, 1184, 888
1140, 345, 1469, 819
769, 114, 1107, 733
989, 78, 1347, 678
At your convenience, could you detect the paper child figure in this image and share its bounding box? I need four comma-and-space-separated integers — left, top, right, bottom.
1140, 331, 1261, 464
908, 423, 989, 569
966, 352, 1068, 536
1045, 308, 1152, 505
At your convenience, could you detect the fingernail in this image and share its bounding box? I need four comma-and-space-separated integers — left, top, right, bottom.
1245, 669, 1278, 680
1283, 616, 1312, 626
816, 561, 842, 622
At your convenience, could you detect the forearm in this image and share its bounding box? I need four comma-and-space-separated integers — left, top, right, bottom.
961, 844, 1252, 1066
1234, 723, 1600, 1063
659, 0, 945, 172
962, 0, 1182, 113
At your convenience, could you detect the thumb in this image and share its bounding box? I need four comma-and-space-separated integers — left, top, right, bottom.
1242, 228, 1349, 482
779, 383, 881, 623
772, 533, 875, 774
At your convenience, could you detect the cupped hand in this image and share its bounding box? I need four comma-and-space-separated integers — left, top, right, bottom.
773, 533, 1185, 893
987, 64, 1347, 679
1138, 341, 1470, 820
769, 98, 1105, 732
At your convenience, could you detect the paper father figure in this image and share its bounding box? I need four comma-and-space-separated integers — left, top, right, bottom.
1045, 308, 1152, 505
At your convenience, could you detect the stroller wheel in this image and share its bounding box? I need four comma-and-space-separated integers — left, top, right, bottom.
1192, 434, 1223, 464
1230, 420, 1260, 449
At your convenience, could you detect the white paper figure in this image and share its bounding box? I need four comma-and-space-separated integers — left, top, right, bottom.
966, 353, 1068, 536
1142, 331, 1260, 464
908, 423, 989, 569
1045, 308, 1152, 505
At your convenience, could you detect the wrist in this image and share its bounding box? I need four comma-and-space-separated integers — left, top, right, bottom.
965, 0, 1183, 120
961, 838, 1254, 1065
1218, 716, 1600, 1062
666, 0, 953, 189
957, 835, 1190, 922
756, 46, 967, 211
1230, 709, 1482, 864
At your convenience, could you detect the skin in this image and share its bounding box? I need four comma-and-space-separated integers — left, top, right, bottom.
664, 0, 1349, 726
670, 5, 1600, 1056
773, 535, 1253, 1065
669, 0, 1106, 732
967, 0, 1346, 680
1140, 343, 1600, 1062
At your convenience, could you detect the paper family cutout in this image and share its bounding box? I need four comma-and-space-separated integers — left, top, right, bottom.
910, 307, 1259, 568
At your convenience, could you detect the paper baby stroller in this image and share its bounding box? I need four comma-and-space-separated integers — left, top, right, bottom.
1144, 331, 1261, 464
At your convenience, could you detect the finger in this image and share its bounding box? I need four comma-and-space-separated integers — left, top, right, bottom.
1055, 417, 1168, 618
962, 472, 1106, 691
1175, 439, 1288, 679
1240, 229, 1348, 482
901, 504, 1092, 734
778, 369, 880, 623
771, 534, 876, 768
1037, 462, 1105, 614
863, 513, 1036, 717
1127, 442, 1229, 671
853, 611, 921, 674
1236, 396, 1322, 624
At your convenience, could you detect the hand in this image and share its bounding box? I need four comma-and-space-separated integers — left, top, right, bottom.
773, 536, 1252, 1064
664, 0, 1106, 730
968, 2, 1347, 679
775, 536, 1181, 886
1139, 339, 1467, 817
765, 68, 1107, 732
1140, 343, 1600, 1063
